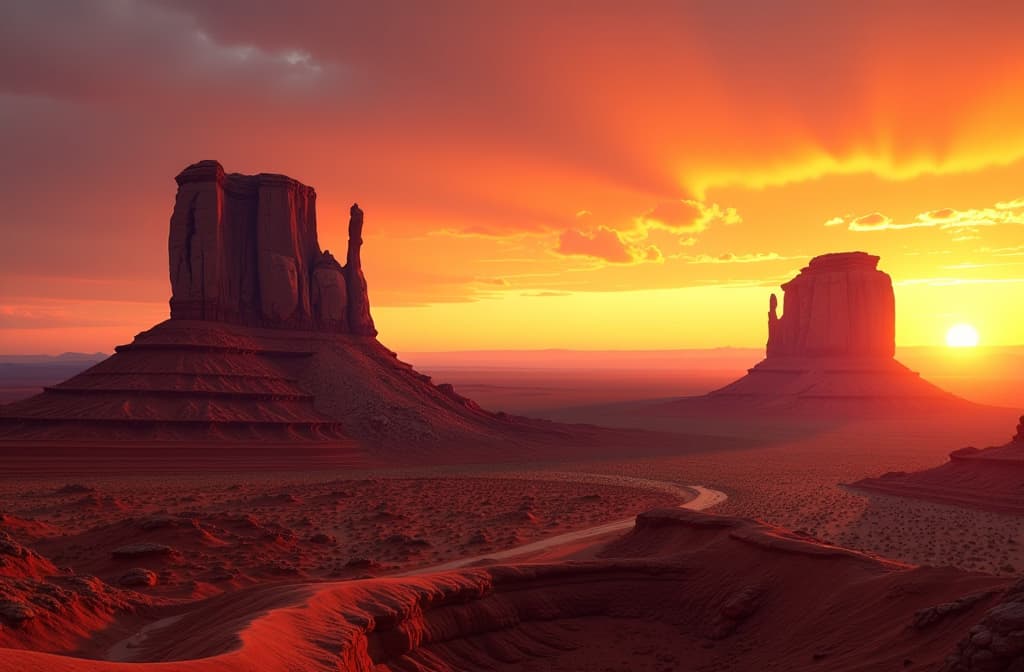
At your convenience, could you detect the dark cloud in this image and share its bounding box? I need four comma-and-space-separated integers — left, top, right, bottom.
0, 1, 341, 103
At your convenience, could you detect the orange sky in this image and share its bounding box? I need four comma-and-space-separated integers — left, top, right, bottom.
1, 1, 1023, 353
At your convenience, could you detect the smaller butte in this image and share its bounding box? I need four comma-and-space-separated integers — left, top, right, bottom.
672, 251, 967, 414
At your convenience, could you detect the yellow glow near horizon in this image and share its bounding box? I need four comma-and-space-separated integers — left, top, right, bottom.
946, 323, 980, 348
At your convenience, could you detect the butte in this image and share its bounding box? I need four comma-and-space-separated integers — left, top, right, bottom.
674, 251, 968, 415
0, 161, 648, 462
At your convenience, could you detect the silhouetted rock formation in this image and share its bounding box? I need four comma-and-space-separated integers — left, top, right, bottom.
1015, 415, 1024, 444
344, 204, 376, 336
0, 160, 641, 453
690, 251, 960, 412
767, 252, 894, 358
168, 160, 373, 333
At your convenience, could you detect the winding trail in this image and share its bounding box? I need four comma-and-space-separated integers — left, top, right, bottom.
407, 482, 727, 575
102, 475, 726, 663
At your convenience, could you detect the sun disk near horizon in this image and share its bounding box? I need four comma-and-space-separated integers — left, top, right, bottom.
946, 323, 980, 348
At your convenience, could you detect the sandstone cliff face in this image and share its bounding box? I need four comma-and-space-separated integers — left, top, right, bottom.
168, 160, 373, 334
767, 252, 895, 358
311, 250, 348, 330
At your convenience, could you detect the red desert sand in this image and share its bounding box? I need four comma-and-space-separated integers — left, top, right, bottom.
1, 503, 1021, 671
3, 163, 1024, 671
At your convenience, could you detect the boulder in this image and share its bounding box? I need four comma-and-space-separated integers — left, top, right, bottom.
119, 568, 158, 588
709, 585, 763, 639
0, 600, 35, 625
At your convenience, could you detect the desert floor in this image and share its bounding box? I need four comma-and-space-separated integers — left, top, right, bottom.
2, 357, 1023, 668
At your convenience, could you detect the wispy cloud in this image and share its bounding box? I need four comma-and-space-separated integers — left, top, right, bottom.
983, 245, 1024, 257
687, 252, 798, 264
554, 199, 740, 265
825, 198, 1024, 232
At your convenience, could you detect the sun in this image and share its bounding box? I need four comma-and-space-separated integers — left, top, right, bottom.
946, 323, 979, 348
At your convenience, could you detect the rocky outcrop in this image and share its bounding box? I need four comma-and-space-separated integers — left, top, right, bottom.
1015, 416, 1024, 444
767, 252, 895, 358
853, 414, 1024, 515
942, 579, 1024, 671
168, 160, 373, 334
